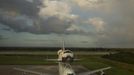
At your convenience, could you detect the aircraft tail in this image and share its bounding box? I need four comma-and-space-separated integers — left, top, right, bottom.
62, 40, 65, 51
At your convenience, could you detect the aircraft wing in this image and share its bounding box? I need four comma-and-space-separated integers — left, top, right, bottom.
46, 59, 58, 61
13, 67, 50, 75
78, 67, 111, 75
46, 58, 80, 62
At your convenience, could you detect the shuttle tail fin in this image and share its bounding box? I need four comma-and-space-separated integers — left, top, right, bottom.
62, 40, 65, 51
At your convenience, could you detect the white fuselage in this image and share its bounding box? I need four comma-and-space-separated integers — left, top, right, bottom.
58, 50, 74, 62
59, 62, 75, 75
58, 49, 75, 75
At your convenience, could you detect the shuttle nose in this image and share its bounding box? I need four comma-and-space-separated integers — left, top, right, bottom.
63, 56, 74, 63
67, 56, 72, 61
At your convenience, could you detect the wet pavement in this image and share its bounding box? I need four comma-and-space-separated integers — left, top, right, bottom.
0, 65, 89, 75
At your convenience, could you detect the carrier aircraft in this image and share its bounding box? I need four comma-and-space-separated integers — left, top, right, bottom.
14, 41, 111, 75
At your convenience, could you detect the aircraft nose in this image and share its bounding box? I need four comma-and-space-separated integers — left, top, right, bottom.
66, 56, 74, 62
62, 55, 74, 63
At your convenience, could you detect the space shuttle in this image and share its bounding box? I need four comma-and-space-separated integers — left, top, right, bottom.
46, 40, 78, 63
57, 40, 74, 63
13, 40, 111, 75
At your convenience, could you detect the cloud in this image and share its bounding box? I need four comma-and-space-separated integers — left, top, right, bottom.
0, 0, 39, 17
0, 9, 78, 34
37, 0, 80, 34
39, 0, 71, 19
66, 24, 80, 32
66, 24, 84, 34
0, 10, 36, 32
39, 0, 79, 23
0, 23, 13, 31
73, 0, 112, 12
26, 0, 34, 3
0, 0, 82, 35
1, 0, 134, 47
39, 16, 72, 34
96, 0, 134, 47
86, 17, 106, 32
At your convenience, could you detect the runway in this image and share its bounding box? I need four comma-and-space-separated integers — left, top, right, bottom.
0, 65, 89, 75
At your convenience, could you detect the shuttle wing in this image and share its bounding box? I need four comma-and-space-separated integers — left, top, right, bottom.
13, 67, 51, 75
78, 67, 111, 75
46, 59, 58, 61
46, 59, 80, 62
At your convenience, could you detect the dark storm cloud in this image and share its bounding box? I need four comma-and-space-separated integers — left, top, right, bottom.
0, 11, 73, 34
0, 0, 81, 34
0, 11, 34, 32
39, 16, 72, 34
0, 23, 12, 31
0, 0, 40, 33
0, 0, 40, 17
1, 0, 134, 47
1, 28, 12, 31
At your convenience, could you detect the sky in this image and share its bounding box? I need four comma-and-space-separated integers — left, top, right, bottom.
0, 0, 134, 48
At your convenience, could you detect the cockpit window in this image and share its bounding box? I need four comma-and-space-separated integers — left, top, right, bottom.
64, 50, 72, 53
67, 73, 74, 75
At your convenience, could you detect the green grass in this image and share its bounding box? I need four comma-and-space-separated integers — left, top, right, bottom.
0, 54, 57, 65
103, 52, 134, 64
0, 54, 134, 75
75, 55, 134, 75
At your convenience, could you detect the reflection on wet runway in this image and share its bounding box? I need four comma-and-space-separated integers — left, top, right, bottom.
0, 65, 89, 75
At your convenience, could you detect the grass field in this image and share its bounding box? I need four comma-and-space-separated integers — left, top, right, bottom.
0, 52, 134, 75
103, 52, 134, 64
76, 55, 134, 75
